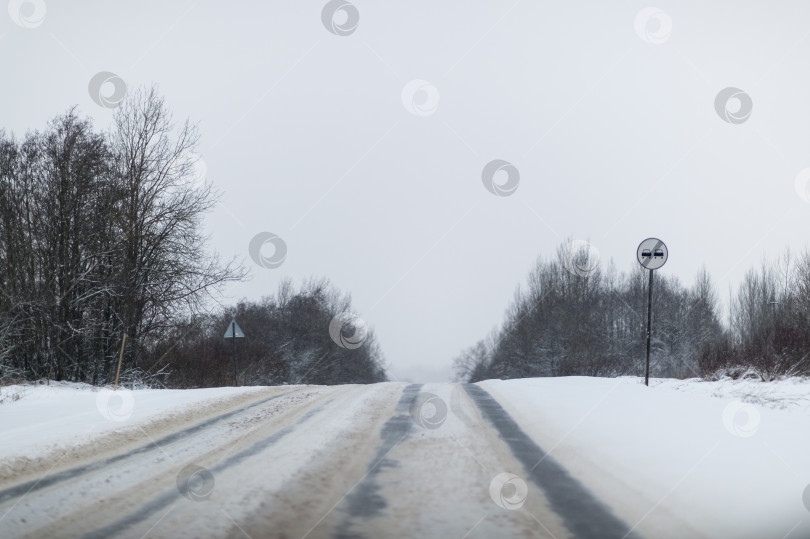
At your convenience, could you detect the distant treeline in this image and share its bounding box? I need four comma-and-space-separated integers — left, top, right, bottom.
454, 241, 810, 383
0, 89, 387, 387
155, 278, 388, 388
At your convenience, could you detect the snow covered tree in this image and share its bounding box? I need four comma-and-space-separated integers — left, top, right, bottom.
0, 91, 244, 385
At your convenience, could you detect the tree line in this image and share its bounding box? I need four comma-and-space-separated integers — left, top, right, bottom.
454, 241, 810, 383
156, 278, 387, 388
0, 89, 387, 387
704, 250, 810, 379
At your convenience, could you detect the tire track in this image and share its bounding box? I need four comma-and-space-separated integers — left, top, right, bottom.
332, 383, 421, 537
464, 383, 637, 539
0, 388, 301, 505
83, 398, 335, 539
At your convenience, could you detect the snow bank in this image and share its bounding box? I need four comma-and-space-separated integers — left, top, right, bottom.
479, 376, 810, 539
0, 381, 266, 463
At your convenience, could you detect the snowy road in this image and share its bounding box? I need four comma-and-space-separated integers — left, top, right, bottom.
1, 378, 808, 538
0, 382, 634, 538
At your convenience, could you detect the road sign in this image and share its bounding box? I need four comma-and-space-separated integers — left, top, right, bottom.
636, 238, 668, 270
223, 319, 244, 386
636, 238, 668, 387
223, 319, 245, 339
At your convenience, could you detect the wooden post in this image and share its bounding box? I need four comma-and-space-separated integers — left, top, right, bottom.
114, 333, 127, 391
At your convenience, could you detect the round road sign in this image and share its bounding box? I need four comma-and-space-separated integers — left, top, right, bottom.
637, 238, 668, 270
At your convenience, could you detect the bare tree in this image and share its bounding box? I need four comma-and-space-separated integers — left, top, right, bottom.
107, 86, 245, 376
0, 91, 246, 384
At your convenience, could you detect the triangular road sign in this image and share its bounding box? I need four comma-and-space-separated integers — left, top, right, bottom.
224, 318, 245, 338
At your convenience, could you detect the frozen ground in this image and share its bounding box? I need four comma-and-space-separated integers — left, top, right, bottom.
0, 376, 808, 538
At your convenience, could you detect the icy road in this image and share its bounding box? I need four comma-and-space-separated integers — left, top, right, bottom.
1, 378, 809, 538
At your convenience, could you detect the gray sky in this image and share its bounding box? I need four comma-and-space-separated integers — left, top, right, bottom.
3, 1, 810, 382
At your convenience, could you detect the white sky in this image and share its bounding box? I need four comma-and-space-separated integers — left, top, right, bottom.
3, 1, 810, 382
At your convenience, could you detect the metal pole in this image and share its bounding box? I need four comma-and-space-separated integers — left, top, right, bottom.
645, 269, 653, 386
231, 321, 238, 386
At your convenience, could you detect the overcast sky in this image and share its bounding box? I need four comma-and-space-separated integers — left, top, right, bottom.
4, 1, 810, 382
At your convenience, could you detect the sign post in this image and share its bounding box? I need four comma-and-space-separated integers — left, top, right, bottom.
636, 238, 668, 386
223, 319, 245, 386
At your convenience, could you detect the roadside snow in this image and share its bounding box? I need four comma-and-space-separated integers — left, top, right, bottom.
0, 381, 266, 463
480, 376, 810, 539
662, 375, 810, 411
3, 376, 809, 538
